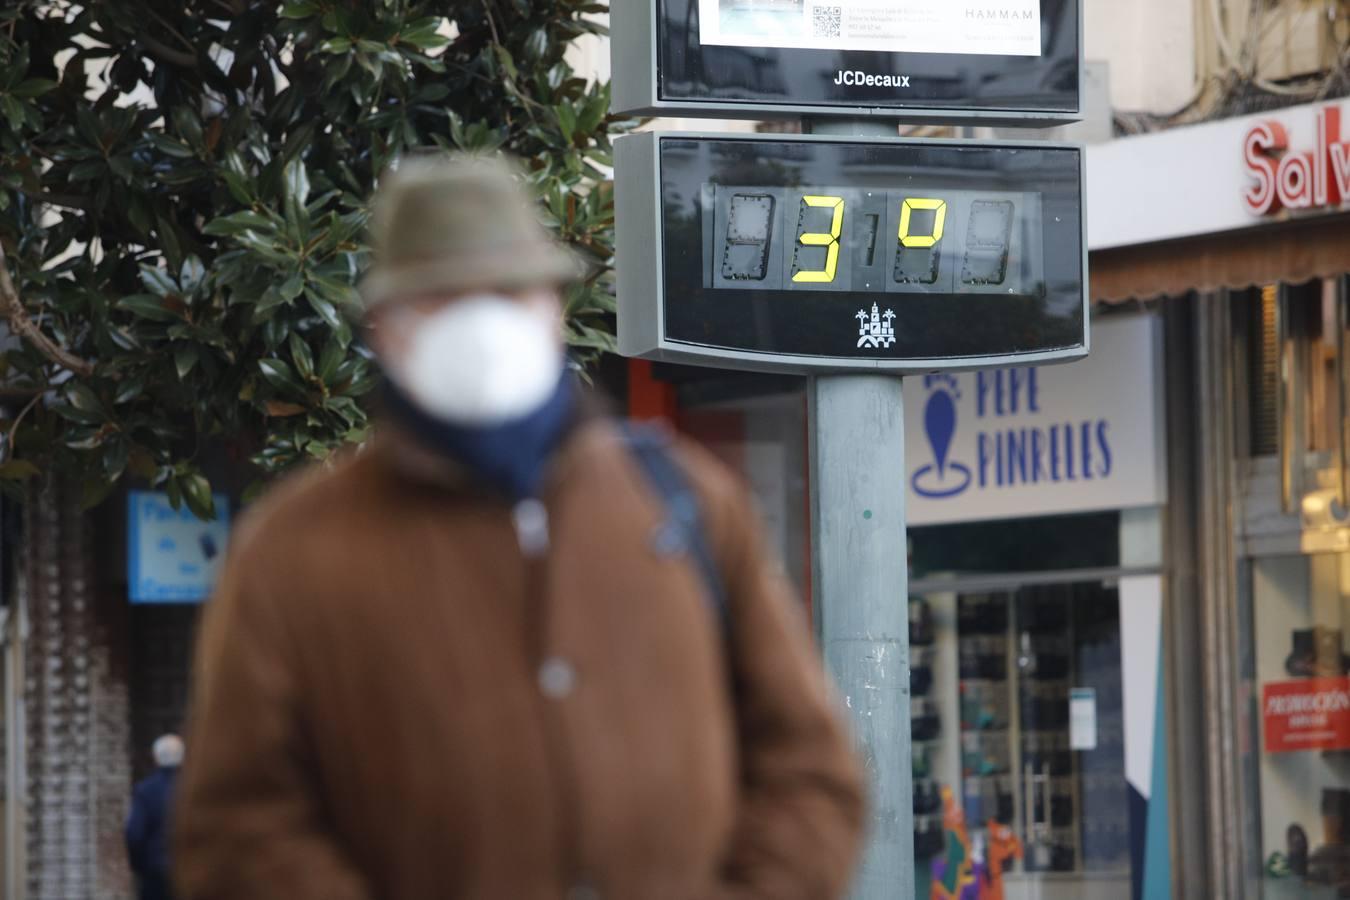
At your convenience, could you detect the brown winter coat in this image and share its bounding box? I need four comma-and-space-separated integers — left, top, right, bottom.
172, 415, 866, 900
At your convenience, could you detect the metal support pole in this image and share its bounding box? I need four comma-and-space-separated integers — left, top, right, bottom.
802, 116, 911, 900
809, 375, 912, 899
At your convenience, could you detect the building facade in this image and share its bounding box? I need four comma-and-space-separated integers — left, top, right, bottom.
2, 0, 1349, 897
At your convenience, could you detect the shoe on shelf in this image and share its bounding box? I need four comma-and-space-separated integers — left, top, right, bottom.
1287, 629, 1316, 678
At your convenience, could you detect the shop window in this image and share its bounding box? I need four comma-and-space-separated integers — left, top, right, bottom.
911, 580, 1133, 898
1245, 551, 1350, 897
1308, 279, 1345, 456
1240, 279, 1350, 519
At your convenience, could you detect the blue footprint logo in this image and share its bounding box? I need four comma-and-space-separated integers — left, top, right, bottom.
911, 374, 972, 499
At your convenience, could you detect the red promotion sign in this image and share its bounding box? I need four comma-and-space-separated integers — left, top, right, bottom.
1263, 677, 1350, 754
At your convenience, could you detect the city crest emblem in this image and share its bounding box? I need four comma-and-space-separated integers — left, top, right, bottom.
857, 303, 896, 349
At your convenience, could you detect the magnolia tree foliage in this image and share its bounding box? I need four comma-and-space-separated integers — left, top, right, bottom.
0, 1, 623, 515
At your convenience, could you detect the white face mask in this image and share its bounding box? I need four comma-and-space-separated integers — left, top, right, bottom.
384, 294, 564, 426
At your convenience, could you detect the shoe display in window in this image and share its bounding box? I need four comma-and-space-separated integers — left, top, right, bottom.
912, 699, 941, 742
1287, 629, 1316, 678
910, 597, 935, 647
1289, 823, 1309, 879
913, 778, 943, 815
1315, 626, 1347, 678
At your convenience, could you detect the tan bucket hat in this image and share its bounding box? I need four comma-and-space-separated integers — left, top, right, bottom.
360, 153, 582, 308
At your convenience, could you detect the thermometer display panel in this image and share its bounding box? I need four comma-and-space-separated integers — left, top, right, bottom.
615, 133, 1087, 372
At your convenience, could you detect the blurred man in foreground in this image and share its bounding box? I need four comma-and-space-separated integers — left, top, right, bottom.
173, 154, 865, 899
127, 734, 183, 900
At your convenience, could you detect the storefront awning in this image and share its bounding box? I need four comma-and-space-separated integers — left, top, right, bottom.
1091, 215, 1350, 304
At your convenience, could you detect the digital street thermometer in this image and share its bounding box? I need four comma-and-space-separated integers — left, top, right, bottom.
616, 132, 1088, 373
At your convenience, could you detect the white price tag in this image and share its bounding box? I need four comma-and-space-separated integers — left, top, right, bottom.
1070, 687, 1098, 751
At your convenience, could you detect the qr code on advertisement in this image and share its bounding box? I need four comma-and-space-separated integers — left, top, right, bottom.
812, 5, 842, 38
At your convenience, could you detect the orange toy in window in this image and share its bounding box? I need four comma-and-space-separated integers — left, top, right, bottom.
979, 819, 1024, 900
930, 787, 976, 900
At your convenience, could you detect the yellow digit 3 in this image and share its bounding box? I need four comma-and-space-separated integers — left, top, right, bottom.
792, 195, 845, 284
898, 198, 947, 248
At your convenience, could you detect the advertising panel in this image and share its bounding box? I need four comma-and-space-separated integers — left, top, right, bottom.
698, 0, 1043, 57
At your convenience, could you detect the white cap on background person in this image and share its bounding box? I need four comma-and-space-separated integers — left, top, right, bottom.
153, 734, 184, 768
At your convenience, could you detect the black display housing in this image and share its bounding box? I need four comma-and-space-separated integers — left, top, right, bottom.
647, 136, 1085, 367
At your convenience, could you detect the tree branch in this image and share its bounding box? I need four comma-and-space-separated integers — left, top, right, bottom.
7, 392, 41, 454
0, 243, 96, 378
141, 34, 197, 69
146, 8, 197, 55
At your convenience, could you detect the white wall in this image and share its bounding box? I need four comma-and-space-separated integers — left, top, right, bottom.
1084, 0, 1197, 114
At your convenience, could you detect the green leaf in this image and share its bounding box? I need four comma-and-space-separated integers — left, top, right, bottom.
65, 382, 106, 417
114, 376, 146, 404
280, 271, 305, 301
171, 106, 204, 149
138, 266, 177, 298
53, 400, 104, 427
494, 45, 519, 79
103, 439, 129, 480
319, 37, 353, 54
180, 256, 205, 293
117, 293, 177, 322
284, 158, 310, 205
67, 430, 107, 451
182, 473, 215, 520
317, 339, 346, 383
0, 96, 23, 130
310, 273, 357, 308
203, 209, 277, 236
68, 160, 105, 182
289, 332, 314, 380
400, 19, 450, 51
165, 476, 183, 510
259, 358, 305, 395
174, 344, 199, 379
155, 215, 185, 274
11, 78, 58, 99
146, 132, 195, 158
304, 288, 343, 330
108, 156, 134, 181
253, 285, 292, 321
222, 169, 253, 205
0, 460, 41, 481
279, 0, 320, 18
556, 103, 576, 142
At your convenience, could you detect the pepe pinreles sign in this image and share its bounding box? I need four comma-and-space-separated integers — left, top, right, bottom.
903, 315, 1165, 526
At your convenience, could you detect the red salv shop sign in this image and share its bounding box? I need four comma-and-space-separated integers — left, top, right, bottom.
1264, 678, 1350, 753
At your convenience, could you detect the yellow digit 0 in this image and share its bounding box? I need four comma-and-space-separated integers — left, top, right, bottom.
792, 195, 845, 284
898, 198, 947, 248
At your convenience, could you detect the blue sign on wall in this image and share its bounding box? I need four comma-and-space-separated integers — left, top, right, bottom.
127, 491, 231, 603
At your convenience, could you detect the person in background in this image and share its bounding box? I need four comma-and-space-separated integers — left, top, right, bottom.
173, 153, 865, 900
127, 734, 183, 900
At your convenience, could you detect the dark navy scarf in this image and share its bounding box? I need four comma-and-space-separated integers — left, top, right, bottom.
382, 370, 576, 501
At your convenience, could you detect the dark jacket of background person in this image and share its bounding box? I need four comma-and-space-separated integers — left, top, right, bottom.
172, 419, 866, 900
127, 765, 178, 900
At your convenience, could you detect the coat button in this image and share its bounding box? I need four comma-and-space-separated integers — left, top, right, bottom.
567, 881, 601, 900
650, 521, 687, 557
538, 657, 577, 699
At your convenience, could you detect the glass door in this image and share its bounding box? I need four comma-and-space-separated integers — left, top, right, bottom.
913, 582, 1131, 900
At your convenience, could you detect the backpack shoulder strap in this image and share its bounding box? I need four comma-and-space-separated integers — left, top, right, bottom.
620, 423, 730, 634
